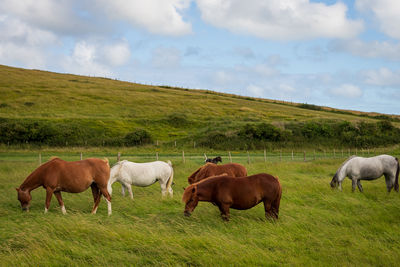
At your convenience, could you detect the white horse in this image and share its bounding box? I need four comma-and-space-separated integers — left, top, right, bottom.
108, 160, 174, 198
330, 154, 399, 192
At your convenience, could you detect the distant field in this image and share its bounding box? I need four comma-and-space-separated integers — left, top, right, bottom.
1, 150, 400, 266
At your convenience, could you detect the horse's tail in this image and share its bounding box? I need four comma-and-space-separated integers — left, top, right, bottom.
272, 176, 282, 219
395, 157, 399, 192
108, 161, 124, 196
166, 160, 174, 194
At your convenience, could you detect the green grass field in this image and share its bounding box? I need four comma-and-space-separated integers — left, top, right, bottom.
1, 64, 399, 146
1, 151, 400, 266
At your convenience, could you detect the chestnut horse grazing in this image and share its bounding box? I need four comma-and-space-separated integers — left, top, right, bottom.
16, 157, 112, 215
188, 163, 247, 184
183, 173, 282, 221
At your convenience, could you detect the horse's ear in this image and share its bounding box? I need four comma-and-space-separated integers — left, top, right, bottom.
182, 187, 186, 191
15, 187, 19, 192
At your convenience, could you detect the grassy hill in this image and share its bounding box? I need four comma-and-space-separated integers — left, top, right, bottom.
1, 64, 399, 149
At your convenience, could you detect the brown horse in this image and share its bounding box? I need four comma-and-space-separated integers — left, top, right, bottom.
182, 173, 282, 221
16, 157, 112, 215
188, 163, 247, 184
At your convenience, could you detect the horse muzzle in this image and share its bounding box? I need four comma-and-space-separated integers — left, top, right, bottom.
22, 207, 29, 212
184, 211, 191, 217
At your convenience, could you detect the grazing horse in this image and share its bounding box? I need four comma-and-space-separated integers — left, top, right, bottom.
16, 157, 112, 215
205, 156, 222, 164
330, 155, 399, 192
107, 160, 174, 198
183, 173, 282, 221
188, 163, 247, 184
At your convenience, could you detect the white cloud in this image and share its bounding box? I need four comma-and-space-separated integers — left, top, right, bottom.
214, 70, 234, 85
356, 0, 400, 40
330, 39, 400, 61
0, 0, 95, 36
102, 41, 131, 67
330, 84, 363, 98
196, 0, 363, 40
62, 41, 113, 77
151, 46, 182, 68
98, 0, 192, 36
363, 68, 400, 86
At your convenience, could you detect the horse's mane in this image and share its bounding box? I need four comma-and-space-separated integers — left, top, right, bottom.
334, 155, 357, 179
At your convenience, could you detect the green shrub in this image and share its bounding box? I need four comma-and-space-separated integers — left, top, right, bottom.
124, 129, 153, 146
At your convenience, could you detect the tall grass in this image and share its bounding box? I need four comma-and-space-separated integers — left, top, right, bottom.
1, 151, 400, 266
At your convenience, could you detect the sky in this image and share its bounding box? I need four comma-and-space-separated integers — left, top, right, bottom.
0, 0, 399, 115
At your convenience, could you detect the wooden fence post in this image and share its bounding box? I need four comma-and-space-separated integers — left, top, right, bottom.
193, 141, 196, 148
280, 151, 282, 162
174, 140, 177, 147
303, 151, 306, 161
348, 148, 350, 156
247, 151, 250, 164
229, 151, 232, 163
80, 152, 83, 160
264, 149, 267, 163
291, 150, 294, 161
156, 152, 159, 160
39, 153, 42, 165
333, 149, 336, 158
313, 150, 316, 160
117, 152, 121, 162
182, 151, 185, 164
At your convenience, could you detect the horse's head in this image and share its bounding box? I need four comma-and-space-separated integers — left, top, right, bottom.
330, 174, 338, 189
16, 188, 32, 211
214, 156, 222, 163
182, 185, 199, 217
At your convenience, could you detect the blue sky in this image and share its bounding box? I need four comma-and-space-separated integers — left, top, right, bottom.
1, 0, 399, 114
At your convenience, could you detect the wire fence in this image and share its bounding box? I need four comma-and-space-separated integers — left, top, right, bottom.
0, 147, 393, 166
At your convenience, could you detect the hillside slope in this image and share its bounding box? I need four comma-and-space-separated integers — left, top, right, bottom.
0, 65, 399, 148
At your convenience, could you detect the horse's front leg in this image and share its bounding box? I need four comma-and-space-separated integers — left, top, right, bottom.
357, 180, 363, 193
121, 184, 126, 196
44, 187, 54, 213
54, 191, 67, 214
352, 179, 357, 192
217, 203, 231, 221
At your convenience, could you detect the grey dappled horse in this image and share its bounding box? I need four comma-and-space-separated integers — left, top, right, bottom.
330, 155, 399, 192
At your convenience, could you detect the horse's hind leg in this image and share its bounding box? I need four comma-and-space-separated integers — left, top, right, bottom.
385, 175, 394, 193
99, 187, 112, 216
54, 191, 66, 214
357, 180, 363, 193
264, 200, 278, 220
91, 184, 101, 214
160, 182, 167, 198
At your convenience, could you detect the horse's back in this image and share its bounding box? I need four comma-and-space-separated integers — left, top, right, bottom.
348, 155, 397, 178
213, 174, 280, 209
119, 160, 172, 186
